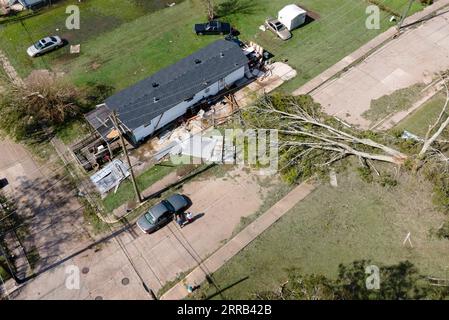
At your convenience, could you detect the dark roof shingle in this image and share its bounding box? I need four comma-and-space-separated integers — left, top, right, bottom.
105, 40, 248, 130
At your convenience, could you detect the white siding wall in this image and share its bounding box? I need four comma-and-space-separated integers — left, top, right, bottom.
132, 66, 245, 142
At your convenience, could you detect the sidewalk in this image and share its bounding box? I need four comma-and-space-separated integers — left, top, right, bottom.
293, 0, 449, 96
160, 181, 316, 300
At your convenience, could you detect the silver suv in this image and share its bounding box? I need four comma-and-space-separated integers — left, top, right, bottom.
265, 18, 292, 41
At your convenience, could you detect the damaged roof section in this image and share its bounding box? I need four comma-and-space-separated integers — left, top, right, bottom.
104, 40, 249, 130
84, 104, 116, 141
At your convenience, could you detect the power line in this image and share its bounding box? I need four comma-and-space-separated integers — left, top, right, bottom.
166, 223, 225, 298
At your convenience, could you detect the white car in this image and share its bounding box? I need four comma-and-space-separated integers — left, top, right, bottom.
27, 36, 63, 57
265, 18, 292, 41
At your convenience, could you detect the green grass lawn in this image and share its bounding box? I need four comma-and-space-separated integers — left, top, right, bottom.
102, 162, 178, 212
382, 0, 424, 14
0, 257, 11, 282
394, 91, 447, 137
363, 83, 426, 125
0, 0, 424, 92
193, 168, 449, 299
55, 118, 92, 145
0, 0, 184, 80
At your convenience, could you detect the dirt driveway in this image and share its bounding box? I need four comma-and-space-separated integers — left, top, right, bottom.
307, 10, 449, 129
10, 167, 272, 299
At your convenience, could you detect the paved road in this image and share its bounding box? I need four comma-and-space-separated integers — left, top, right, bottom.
9, 168, 267, 299
0, 139, 91, 281
162, 181, 316, 300
302, 9, 449, 129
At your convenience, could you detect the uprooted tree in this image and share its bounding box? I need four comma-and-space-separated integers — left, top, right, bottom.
0, 71, 113, 142
0, 71, 81, 141
242, 79, 449, 183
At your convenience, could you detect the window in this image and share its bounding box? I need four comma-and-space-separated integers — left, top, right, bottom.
144, 213, 155, 224
34, 41, 44, 49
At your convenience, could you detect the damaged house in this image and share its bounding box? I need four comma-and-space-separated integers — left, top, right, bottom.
86, 39, 250, 145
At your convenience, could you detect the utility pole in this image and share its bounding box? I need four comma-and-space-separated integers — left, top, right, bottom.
111, 111, 143, 204
398, 0, 415, 30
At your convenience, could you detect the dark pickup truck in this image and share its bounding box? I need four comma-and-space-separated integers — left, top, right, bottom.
194, 21, 232, 35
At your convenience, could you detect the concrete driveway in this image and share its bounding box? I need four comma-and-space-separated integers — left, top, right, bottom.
308, 10, 449, 129
10, 168, 270, 299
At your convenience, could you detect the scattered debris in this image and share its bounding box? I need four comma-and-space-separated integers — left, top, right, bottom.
90, 159, 130, 195
329, 170, 338, 187
401, 130, 424, 142
70, 44, 81, 54
403, 231, 413, 248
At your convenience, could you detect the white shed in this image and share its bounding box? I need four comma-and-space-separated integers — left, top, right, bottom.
278, 4, 307, 31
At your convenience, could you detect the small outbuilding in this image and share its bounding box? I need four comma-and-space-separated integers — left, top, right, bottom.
278, 4, 307, 31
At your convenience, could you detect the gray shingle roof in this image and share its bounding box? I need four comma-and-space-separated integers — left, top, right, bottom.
105, 40, 248, 130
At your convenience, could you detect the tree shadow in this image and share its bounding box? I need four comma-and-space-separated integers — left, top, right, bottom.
215, 0, 258, 18
302, 14, 315, 28
142, 164, 216, 202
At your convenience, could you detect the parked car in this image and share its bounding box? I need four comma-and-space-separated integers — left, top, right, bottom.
194, 21, 232, 35
27, 36, 63, 57
265, 18, 292, 41
136, 194, 189, 234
